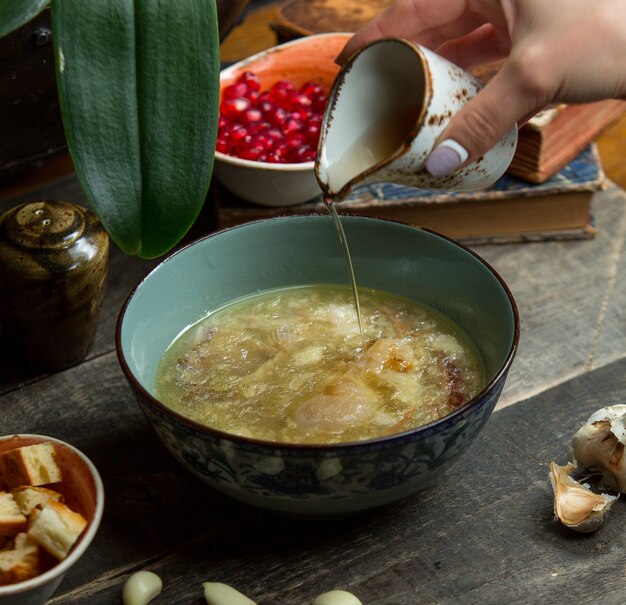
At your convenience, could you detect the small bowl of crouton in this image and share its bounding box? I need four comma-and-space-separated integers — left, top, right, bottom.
0, 435, 104, 605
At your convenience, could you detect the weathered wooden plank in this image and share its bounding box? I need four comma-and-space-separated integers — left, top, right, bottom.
587, 187, 626, 372
4, 350, 626, 603
478, 182, 626, 408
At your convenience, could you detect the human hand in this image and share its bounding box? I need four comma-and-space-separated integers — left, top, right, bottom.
336, 0, 626, 176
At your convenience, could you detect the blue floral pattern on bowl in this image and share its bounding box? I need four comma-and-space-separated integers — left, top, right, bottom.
134, 378, 503, 516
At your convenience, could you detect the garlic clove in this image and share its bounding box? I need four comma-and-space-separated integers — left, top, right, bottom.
313, 590, 363, 605
549, 462, 617, 533
203, 582, 257, 605
122, 571, 163, 605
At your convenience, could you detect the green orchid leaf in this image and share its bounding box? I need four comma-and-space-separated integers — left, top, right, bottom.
51, 0, 219, 258
0, 0, 49, 38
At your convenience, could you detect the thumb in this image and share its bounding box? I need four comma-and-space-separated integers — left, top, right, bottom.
424, 63, 542, 177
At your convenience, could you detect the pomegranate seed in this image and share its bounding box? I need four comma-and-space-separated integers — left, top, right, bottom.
247, 90, 260, 105
216, 138, 230, 153
221, 98, 252, 119
233, 137, 253, 158
290, 93, 313, 111
267, 107, 288, 126
222, 82, 249, 101
229, 125, 249, 142
272, 80, 296, 92
218, 72, 328, 164
239, 146, 265, 161
266, 128, 284, 142
299, 82, 324, 98
243, 109, 263, 124
304, 122, 320, 144
292, 144, 315, 162
266, 152, 282, 163
269, 80, 296, 105
284, 119, 303, 135
248, 121, 272, 135
314, 94, 328, 112
250, 134, 274, 151
289, 110, 308, 122
275, 142, 290, 157
237, 71, 260, 91
259, 101, 273, 116
285, 133, 304, 149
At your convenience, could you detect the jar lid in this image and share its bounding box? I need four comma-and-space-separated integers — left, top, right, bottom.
2, 201, 86, 251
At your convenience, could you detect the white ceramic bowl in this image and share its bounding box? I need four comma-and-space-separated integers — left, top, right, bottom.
212, 151, 319, 207
213, 33, 350, 207
0, 435, 104, 605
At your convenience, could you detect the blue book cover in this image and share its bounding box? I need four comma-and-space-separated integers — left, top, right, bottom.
341, 144, 603, 209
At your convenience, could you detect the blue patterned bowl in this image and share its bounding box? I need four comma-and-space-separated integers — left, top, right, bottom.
116, 216, 518, 516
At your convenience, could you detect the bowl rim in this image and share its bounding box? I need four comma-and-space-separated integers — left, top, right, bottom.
215, 31, 352, 172
116, 215, 519, 452
214, 150, 314, 172
0, 434, 105, 597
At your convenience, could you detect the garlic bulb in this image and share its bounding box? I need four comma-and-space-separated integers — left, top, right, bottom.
572, 404, 626, 492
549, 462, 617, 533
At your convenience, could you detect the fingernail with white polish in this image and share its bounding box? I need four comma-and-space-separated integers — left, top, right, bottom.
425, 139, 469, 177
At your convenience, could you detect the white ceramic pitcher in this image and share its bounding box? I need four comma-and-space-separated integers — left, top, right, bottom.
316, 37, 518, 198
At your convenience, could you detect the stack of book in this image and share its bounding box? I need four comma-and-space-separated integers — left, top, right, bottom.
507, 101, 626, 182
213, 145, 604, 245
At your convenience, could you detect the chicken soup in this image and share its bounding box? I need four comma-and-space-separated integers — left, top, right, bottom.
155, 285, 485, 444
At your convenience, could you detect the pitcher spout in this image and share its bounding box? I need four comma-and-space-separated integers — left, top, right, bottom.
316, 38, 427, 199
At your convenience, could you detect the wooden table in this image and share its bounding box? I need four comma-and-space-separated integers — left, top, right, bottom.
3, 6, 626, 604
3, 169, 626, 605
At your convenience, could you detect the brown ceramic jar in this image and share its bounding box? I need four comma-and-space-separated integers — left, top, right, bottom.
0, 200, 109, 370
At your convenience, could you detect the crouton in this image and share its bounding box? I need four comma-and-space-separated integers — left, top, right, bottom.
10, 486, 64, 516
27, 500, 87, 560
0, 492, 27, 537
0, 443, 62, 489
0, 533, 40, 585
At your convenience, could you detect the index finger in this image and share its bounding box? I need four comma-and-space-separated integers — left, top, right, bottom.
335, 0, 468, 64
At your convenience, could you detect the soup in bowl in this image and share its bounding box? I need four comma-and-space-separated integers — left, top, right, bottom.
116, 216, 518, 516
